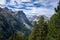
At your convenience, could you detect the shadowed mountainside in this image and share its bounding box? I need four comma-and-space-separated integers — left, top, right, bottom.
0, 7, 33, 40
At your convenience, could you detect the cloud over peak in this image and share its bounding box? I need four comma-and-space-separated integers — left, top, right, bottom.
0, 0, 59, 17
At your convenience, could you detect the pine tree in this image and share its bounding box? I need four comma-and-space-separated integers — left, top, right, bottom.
38, 16, 48, 40
29, 21, 39, 40
29, 16, 48, 40
46, 1, 60, 40
8, 32, 25, 40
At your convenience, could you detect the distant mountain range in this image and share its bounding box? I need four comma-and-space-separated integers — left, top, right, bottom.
27, 15, 48, 25
0, 7, 33, 40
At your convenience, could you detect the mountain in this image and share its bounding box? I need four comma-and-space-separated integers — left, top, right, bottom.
16, 11, 33, 28
27, 15, 48, 25
27, 15, 40, 25
0, 7, 33, 40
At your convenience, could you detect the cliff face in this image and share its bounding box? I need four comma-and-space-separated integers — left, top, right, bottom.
0, 7, 33, 40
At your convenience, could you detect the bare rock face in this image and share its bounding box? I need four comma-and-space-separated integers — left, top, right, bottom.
0, 7, 33, 40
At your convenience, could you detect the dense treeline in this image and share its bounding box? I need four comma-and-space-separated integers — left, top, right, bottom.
0, 0, 60, 40
45, 1, 60, 40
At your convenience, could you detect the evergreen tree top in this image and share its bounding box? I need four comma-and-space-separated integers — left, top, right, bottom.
55, 0, 60, 13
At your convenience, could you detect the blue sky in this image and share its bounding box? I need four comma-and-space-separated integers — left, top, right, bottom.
0, 0, 59, 17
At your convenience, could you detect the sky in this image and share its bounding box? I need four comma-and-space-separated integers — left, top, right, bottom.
0, 0, 59, 17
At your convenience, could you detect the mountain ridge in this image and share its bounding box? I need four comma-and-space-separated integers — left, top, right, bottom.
0, 7, 33, 40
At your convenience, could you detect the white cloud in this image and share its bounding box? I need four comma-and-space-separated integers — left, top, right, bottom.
7, 0, 16, 6
24, 7, 54, 17
23, 0, 58, 17
15, 0, 22, 4
9, 0, 31, 5
7, 0, 31, 8
33, 0, 59, 8
0, 0, 6, 8
21, 0, 31, 2
25, 3, 34, 7
0, 0, 59, 17
49, 1, 58, 8
0, 0, 6, 5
